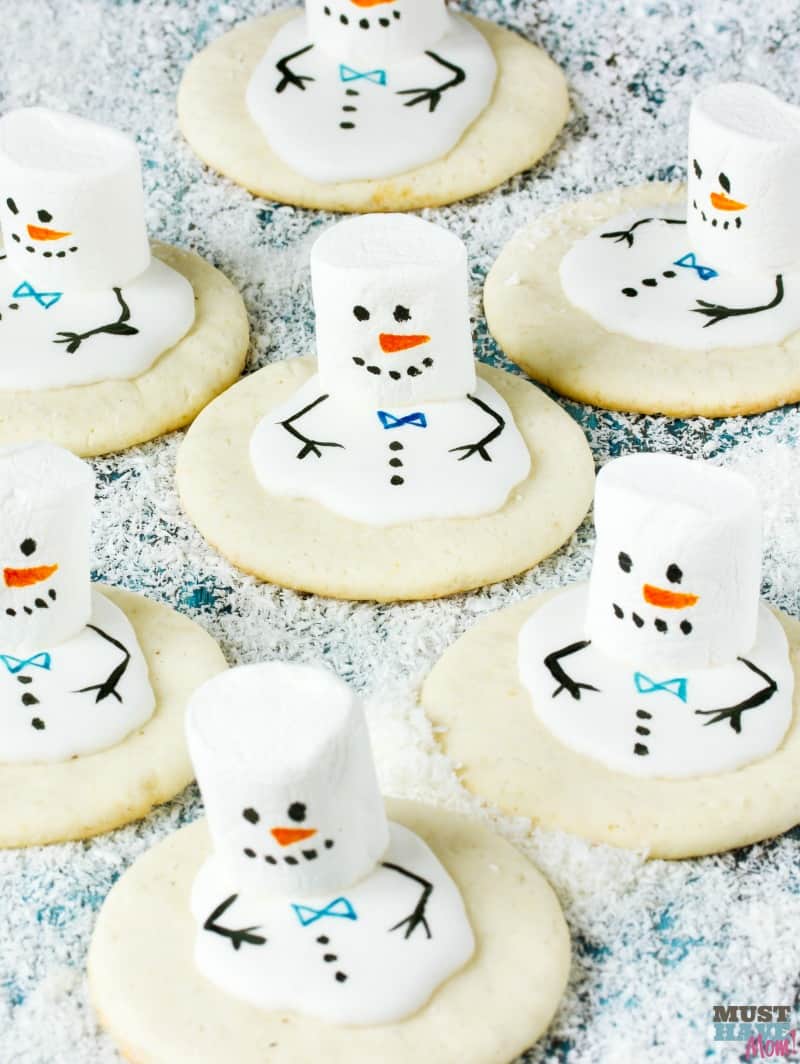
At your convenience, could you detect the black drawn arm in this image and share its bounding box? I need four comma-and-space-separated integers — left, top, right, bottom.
204, 894, 267, 951
279, 394, 345, 460
54, 288, 139, 355
544, 640, 599, 701
449, 394, 506, 463
694, 657, 778, 734
691, 275, 784, 329
74, 625, 131, 704
397, 51, 466, 113
383, 862, 433, 941
601, 217, 687, 249
275, 44, 315, 93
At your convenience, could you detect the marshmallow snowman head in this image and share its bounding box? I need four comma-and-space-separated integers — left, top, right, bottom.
306, 0, 451, 66
312, 214, 476, 406
0, 108, 151, 292
0, 443, 94, 655
187, 663, 390, 899
585, 454, 762, 671
687, 83, 800, 276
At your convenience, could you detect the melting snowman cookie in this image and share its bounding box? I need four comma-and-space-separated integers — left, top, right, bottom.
250, 214, 530, 525
518, 454, 793, 779
246, 0, 496, 183
0, 108, 195, 390
187, 663, 474, 1025
560, 83, 800, 350
0, 443, 153, 763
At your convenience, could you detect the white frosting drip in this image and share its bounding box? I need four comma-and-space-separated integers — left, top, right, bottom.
0, 252, 195, 390
246, 12, 496, 183
560, 204, 800, 351
0, 586, 155, 764
190, 820, 475, 1026
518, 583, 794, 779
250, 372, 531, 526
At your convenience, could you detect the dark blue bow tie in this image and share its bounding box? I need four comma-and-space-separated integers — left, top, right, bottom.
377, 411, 428, 431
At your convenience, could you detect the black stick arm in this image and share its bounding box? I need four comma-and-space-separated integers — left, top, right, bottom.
275, 44, 315, 93
383, 862, 434, 940
448, 394, 506, 462
279, 394, 345, 460
54, 288, 139, 354
544, 640, 599, 701
74, 624, 132, 704
695, 657, 778, 734
203, 894, 267, 951
601, 217, 687, 247
692, 274, 785, 328
396, 50, 466, 112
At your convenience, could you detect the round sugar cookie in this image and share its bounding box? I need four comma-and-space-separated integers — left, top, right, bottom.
177, 12, 569, 212
421, 591, 800, 859
88, 799, 570, 1064
0, 243, 249, 458
176, 357, 595, 602
484, 182, 800, 418
0, 585, 226, 847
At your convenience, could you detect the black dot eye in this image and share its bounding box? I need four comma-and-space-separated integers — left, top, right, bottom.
353, 305, 370, 322
693, 159, 702, 180
719, 172, 731, 194
20, 539, 36, 557
288, 802, 307, 823
618, 552, 633, 573
6, 198, 18, 215
37, 209, 53, 224
666, 563, 683, 585
242, 808, 260, 824
393, 305, 411, 323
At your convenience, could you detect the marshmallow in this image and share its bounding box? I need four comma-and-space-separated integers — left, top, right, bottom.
187, 663, 390, 898
687, 83, 800, 276
585, 453, 762, 671
0, 443, 94, 655
312, 214, 476, 405
306, 0, 451, 66
0, 108, 151, 292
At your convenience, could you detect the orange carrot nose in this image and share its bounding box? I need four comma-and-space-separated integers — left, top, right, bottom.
27, 224, 72, 242
351, 0, 395, 6
710, 192, 748, 212
4, 564, 58, 588
379, 333, 431, 354
271, 827, 317, 848
642, 584, 699, 610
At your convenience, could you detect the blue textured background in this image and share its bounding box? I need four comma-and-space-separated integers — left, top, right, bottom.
1, 1, 800, 1061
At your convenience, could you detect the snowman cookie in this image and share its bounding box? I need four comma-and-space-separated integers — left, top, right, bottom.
0, 107, 248, 456
422, 454, 800, 859
485, 83, 800, 417
178, 214, 594, 601
89, 664, 570, 1062
178, 1, 569, 212
0, 442, 226, 847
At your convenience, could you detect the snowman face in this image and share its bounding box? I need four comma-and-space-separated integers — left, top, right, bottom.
236, 798, 338, 870
686, 83, 800, 275
3, 195, 80, 265
585, 454, 762, 670
0, 443, 93, 654
312, 214, 476, 405
307, 0, 450, 65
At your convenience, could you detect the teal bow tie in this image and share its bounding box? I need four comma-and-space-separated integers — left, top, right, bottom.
340, 64, 387, 86
634, 672, 688, 702
0, 651, 52, 675
291, 897, 358, 927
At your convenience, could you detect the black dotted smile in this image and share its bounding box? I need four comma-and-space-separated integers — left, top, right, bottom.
352, 355, 434, 380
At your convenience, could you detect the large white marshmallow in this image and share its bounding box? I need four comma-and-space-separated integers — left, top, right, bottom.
585, 453, 762, 671
0, 443, 94, 655
187, 663, 390, 898
306, 0, 451, 66
0, 108, 151, 292
687, 83, 800, 276
312, 214, 475, 405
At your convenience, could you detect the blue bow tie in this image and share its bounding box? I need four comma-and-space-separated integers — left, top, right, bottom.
0, 651, 52, 675
673, 253, 718, 282
13, 281, 63, 310
634, 672, 688, 702
377, 410, 428, 431
292, 897, 358, 927
340, 64, 387, 86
